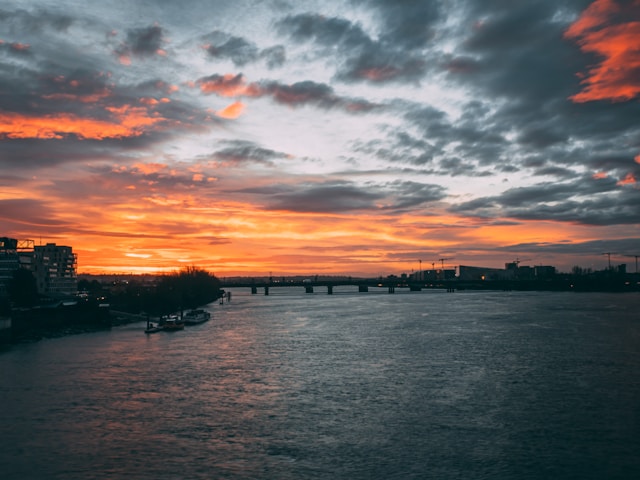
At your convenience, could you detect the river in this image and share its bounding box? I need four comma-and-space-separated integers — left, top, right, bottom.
1, 288, 639, 479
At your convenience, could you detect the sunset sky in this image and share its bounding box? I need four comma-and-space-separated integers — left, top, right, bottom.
1, 0, 639, 277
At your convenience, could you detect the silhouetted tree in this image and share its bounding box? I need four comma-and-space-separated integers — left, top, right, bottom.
106, 267, 221, 315
78, 278, 103, 293
155, 266, 221, 312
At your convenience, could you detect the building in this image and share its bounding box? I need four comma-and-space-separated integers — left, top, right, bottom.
32, 243, 78, 296
534, 265, 556, 279
0, 237, 34, 298
458, 265, 515, 281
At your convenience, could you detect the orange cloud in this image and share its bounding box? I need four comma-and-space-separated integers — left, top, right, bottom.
216, 101, 245, 119
140, 97, 159, 105
0, 105, 164, 140
131, 162, 168, 175
565, 0, 640, 102
592, 171, 608, 179
197, 74, 261, 97
617, 172, 637, 185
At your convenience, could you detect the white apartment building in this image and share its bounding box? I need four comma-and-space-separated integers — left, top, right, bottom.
32, 243, 78, 296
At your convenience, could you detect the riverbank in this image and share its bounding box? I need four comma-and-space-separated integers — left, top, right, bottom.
2, 302, 113, 346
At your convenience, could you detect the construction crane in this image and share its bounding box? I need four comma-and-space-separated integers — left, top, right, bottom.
438, 257, 453, 269
602, 252, 613, 269
513, 257, 531, 266
624, 254, 639, 273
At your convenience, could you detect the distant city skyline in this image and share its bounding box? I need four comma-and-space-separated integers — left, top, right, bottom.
1, 0, 639, 276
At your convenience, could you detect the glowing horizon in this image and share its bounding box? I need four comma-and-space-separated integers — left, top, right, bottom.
1, 0, 639, 277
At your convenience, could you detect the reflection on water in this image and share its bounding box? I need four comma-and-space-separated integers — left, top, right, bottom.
1, 290, 639, 479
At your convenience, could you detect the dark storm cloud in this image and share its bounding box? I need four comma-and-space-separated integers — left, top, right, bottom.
196, 73, 380, 113
364, 0, 640, 197
362, 100, 509, 176
276, 13, 428, 83
260, 80, 380, 111
267, 182, 383, 212
450, 174, 640, 225
211, 140, 289, 166
381, 180, 447, 210
441, 0, 640, 160
504, 238, 640, 258
235, 180, 446, 213
517, 127, 566, 148
355, 0, 443, 48
115, 25, 165, 59
203, 31, 259, 66
201, 31, 285, 68
276, 13, 369, 49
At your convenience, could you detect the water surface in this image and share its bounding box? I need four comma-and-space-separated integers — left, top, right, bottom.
1, 289, 639, 479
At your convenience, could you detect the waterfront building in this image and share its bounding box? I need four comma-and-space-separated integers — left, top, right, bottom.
535, 265, 556, 279
32, 243, 78, 296
458, 265, 515, 281
0, 237, 34, 298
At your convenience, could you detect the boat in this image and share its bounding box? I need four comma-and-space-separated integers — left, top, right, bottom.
162, 314, 185, 331
145, 323, 162, 333
183, 309, 211, 325
144, 319, 162, 333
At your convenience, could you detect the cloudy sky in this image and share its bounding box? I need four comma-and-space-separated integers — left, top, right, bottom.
1, 0, 639, 276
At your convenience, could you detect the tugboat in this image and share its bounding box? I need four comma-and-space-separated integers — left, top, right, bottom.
161, 314, 185, 331
183, 309, 211, 325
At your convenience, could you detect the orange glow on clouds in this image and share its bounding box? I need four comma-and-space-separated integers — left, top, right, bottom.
216, 101, 245, 119
130, 162, 168, 175
0, 106, 165, 139
565, 0, 640, 102
197, 74, 260, 97
5, 163, 621, 277
16, 187, 583, 275
617, 172, 637, 185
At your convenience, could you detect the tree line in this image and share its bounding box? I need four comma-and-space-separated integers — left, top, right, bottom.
4, 266, 222, 316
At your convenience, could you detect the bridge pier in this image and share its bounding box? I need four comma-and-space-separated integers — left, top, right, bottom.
305, 285, 314, 293
327, 285, 333, 295
358, 285, 368, 292
388, 286, 395, 294
264, 286, 269, 295
251, 286, 257, 294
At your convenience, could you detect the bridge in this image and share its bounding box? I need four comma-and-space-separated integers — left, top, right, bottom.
219, 278, 458, 295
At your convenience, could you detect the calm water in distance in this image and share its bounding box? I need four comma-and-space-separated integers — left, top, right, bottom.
1, 288, 639, 479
